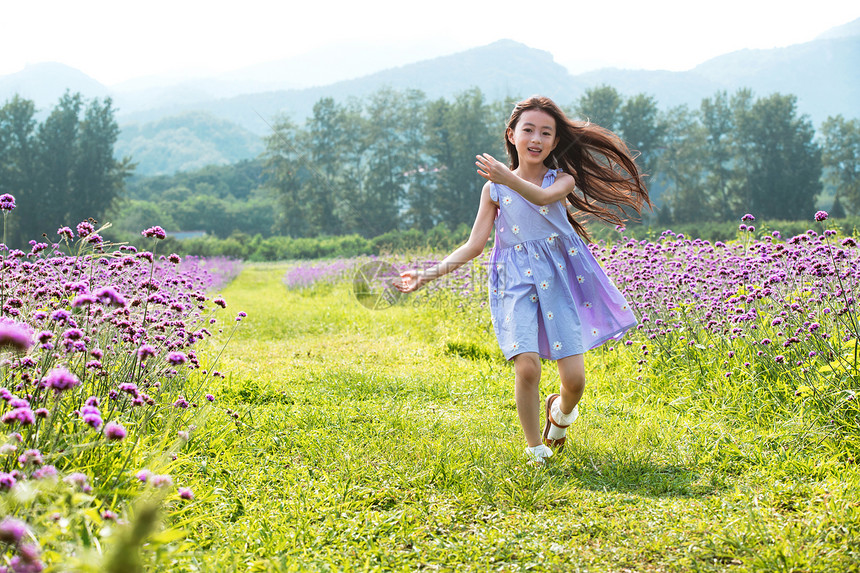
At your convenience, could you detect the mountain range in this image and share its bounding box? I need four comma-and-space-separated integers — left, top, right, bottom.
2, 17, 858, 176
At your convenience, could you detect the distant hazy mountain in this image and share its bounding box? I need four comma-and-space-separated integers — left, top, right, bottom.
2, 18, 857, 175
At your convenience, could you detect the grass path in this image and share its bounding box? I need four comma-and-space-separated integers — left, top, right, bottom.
178, 263, 860, 572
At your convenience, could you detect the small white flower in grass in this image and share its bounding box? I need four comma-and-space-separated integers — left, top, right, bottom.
577, 275, 585, 284
539, 206, 550, 215
512, 224, 520, 235
553, 341, 562, 350
539, 280, 549, 290
530, 294, 538, 303
568, 247, 578, 256
502, 196, 512, 206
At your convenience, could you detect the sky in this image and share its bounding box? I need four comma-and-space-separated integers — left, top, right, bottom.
2, 0, 858, 86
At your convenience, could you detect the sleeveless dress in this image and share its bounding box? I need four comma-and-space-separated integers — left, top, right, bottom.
488, 169, 636, 361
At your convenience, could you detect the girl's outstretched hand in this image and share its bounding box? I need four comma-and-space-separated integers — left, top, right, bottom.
394, 269, 425, 293
476, 153, 513, 185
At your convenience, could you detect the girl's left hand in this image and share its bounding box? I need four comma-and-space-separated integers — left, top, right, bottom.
476, 153, 513, 185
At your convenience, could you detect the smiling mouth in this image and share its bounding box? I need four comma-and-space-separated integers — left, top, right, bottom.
528, 147, 541, 153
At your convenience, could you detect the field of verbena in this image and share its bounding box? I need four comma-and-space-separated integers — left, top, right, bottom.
0, 212, 244, 571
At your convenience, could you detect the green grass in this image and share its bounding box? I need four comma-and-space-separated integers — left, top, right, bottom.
163, 263, 860, 572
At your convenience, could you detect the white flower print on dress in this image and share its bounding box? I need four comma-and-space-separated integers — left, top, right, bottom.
591, 328, 599, 337
539, 206, 550, 216
584, 301, 593, 309
621, 303, 629, 311
504, 313, 512, 323
557, 262, 565, 271
577, 275, 585, 284
512, 224, 520, 235
529, 294, 538, 303
514, 244, 523, 252
539, 280, 549, 290
511, 341, 520, 351
552, 341, 562, 351
533, 252, 540, 260
502, 196, 512, 206
568, 247, 578, 256
525, 268, 533, 277
546, 311, 554, 320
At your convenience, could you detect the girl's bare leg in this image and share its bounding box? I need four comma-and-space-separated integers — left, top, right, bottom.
556, 354, 586, 414
513, 352, 542, 447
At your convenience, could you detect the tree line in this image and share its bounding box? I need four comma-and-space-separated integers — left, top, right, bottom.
1, 86, 859, 248
0, 92, 132, 247
263, 85, 859, 236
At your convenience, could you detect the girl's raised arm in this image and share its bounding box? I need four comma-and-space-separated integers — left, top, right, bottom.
476, 153, 575, 206
395, 183, 497, 293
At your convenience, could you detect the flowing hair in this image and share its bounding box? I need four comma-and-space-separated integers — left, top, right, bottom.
504, 96, 651, 241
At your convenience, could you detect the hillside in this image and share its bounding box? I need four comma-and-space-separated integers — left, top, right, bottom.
3, 18, 857, 175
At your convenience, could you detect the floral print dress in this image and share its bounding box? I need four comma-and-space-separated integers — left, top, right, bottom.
488, 169, 636, 360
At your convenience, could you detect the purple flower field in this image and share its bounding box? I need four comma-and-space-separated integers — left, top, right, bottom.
0, 198, 245, 569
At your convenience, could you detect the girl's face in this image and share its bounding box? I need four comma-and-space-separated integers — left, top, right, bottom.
507, 109, 559, 167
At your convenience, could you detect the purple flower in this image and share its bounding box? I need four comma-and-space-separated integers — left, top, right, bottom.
0, 193, 16, 212
173, 396, 189, 409
2, 408, 35, 426
63, 472, 91, 492
137, 344, 157, 360
150, 474, 173, 488
213, 297, 227, 309
0, 517, 27, 545
136, 469, 152, 483
93, 286, 126, 307
166, 352, 187, 365
17, 449, 42, 466
205, 394, 215, 402
71, 294, 98, 307
44, 367, 80, 392
168, 254, 181, 264
142, 226, 166, 240
814, 210, 828, 222
0, 322, 33, 353
103, 421, 127, 441
57, 226, 74, 239
0, 472, 17, 490
178, 487, 194, 500
741, 213, 755, 221
76, 221, 95, 238
32, 465, 57, 480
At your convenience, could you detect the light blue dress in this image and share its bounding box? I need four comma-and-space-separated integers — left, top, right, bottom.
488, 169, 636, 360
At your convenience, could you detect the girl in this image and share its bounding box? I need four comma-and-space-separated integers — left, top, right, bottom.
396, 96, 649, 464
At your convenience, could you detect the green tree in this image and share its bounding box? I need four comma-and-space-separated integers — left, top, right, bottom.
263, 116, 311, 237
820, 115, 860, 215
699, 91, 740, 220
733, 92, 822, 220
0, 96, 38, 243
428, 88, 498, 228
655, 105, 709, 223
618, 93, 665, 181
574, 85, 622, 131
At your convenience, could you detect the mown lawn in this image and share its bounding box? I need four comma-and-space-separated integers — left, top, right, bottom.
171, 263, 859, 572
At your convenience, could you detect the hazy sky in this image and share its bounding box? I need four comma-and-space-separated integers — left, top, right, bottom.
2, 0, 858, 85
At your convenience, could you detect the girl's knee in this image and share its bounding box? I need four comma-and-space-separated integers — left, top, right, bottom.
513, 353, 541, 382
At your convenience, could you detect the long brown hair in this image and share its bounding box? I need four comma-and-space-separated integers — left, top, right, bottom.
505, 96, 651, 241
